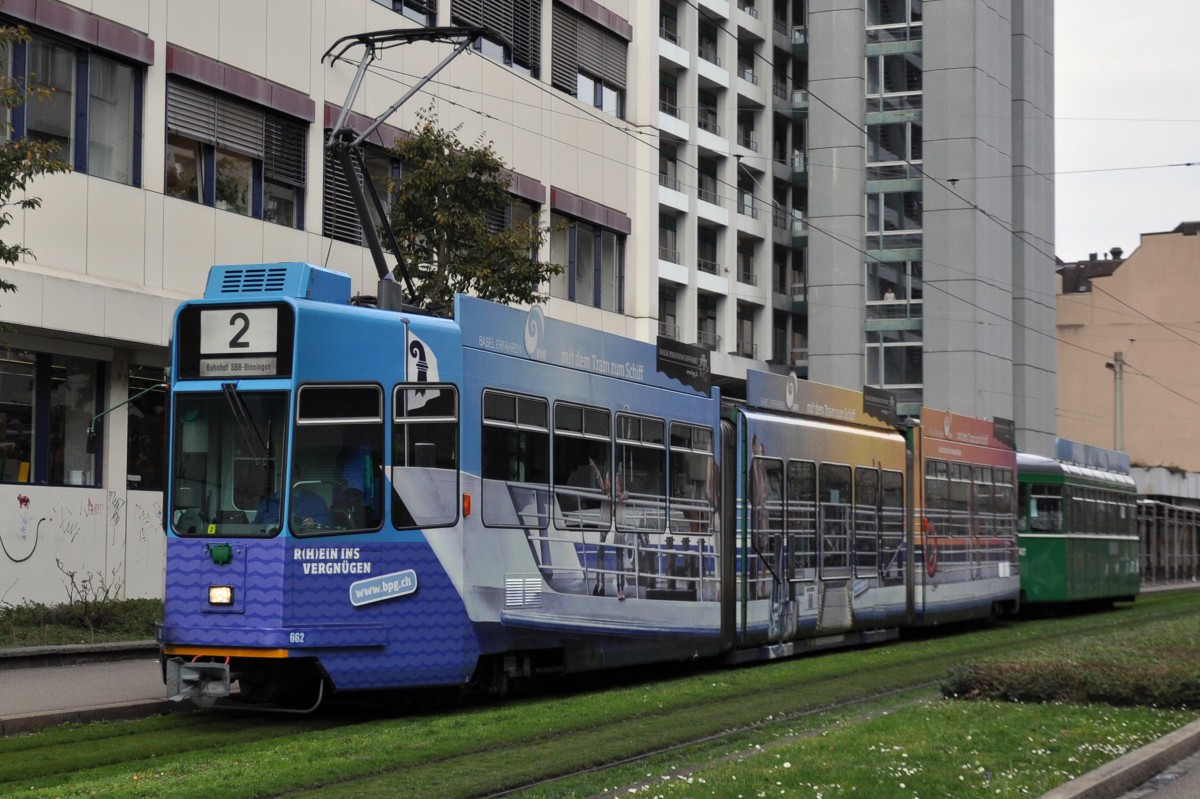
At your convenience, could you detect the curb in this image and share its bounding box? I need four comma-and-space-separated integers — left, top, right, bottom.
0, 641, 158, 671
1040, 717, 1200, 799
0, 699, 183, 737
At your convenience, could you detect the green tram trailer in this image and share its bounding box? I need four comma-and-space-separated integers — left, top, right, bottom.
1016, 441, 1140, 606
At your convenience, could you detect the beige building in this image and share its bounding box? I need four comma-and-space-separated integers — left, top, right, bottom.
1057, 222, 1200, 500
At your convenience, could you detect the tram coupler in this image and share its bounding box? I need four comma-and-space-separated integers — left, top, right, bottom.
166, 657, 231, 706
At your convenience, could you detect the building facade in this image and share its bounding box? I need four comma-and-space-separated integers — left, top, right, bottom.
1058, 223, 1200, 494
0, 0, 1055, 605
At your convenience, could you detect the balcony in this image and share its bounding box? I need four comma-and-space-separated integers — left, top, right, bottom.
738, 66, 758, 85
737, 1, 758, 18
734, 339, 757, 358
658, 321, 680, 340
737, 266, 757, 286
698, 45, 720, 66
697, 187, 721, 205
660, 98, 680, 118
697, 113, 721, 136
738, 197, 758, 219
659, 246, 681, 264
736, 132, 758, 151
697, 258, 721, 275
697, 330, 722, 351
659, 23, 680, 45
658, 172, 681, 191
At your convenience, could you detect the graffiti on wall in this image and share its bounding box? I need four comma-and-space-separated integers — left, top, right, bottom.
0, 487, 167, 605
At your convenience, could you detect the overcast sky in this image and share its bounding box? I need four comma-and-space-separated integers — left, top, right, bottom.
1055, 1, 1200, 261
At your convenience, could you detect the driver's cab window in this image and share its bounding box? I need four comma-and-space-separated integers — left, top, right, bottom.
290, 384, 384, 534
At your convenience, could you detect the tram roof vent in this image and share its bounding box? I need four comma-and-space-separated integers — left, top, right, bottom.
205, 262, 352, 305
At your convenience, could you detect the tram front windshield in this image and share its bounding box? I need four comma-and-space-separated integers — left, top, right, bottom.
171, 392, 287, 537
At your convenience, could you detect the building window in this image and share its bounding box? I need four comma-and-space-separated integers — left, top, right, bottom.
659, 284, 679, 339
551, 3, 628, 118
452, 0, 541, 76
697, 292, 720, 351
867, 260, 923, 318
165, 80, 306, 228
373, 0, 435, 25
866, 329, 922, 405
867, 191, 922, 233
866, 121, 922, 180
11, 34, 142, 185
549, 212, 624, 313
0, 349, 101, 486
127, 364, 166, 490
322, 142, 400, 245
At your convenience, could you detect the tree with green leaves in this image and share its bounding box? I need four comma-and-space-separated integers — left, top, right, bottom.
385, 109, 561, 315
0, 23, 72, 296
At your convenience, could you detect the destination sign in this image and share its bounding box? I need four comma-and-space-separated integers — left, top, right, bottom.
175, 303, 295, 380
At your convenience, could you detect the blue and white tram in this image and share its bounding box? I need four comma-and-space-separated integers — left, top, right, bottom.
160, 262, 1019, 707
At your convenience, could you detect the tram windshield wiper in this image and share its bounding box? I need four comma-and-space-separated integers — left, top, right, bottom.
222, 382, 270, 467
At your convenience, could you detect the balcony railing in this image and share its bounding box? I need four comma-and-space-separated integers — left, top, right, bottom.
790, 346, 810, 366
773, 209, 788, 229
792, 26, 808, 46
738, 198, 758, 218
772, 80, 788, 101
697, 187, 720, 205
659, 98, 680, 117
659, 24, 680, 45
792, 89, 810, 107
697, 114, 721, 135
739, 67, 758, 85
658, 172, 681, 191
737, 267, 758, 286
734, 339, 757, 358
659, 246, 680, 264
697, 258, 720, 275
658, 320, 679, 340
697, 330, 722, 351
737, 132, 759, 151
773, 17, 787, 35
792, 152, 806, 171
698, 45, 720, 66
737, 1, 759, 18
791, 281, 807, 299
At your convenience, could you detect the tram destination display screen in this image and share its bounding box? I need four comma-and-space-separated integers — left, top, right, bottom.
175, 303, 295, 380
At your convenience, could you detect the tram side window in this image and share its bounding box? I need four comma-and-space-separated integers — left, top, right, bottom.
552, 403, 612, 529
949, 463, 970, 535
392, 384, 459, 529
1026, 483, 1062, 533
819, 462, 852, 576
880, 469, 905, 576
854, 467, 880, 574
481, 391, 549, 528
787, 460, 817, 578
995, 467, 1014, 527
972, 466, 992, 535
292, 385, 384, 535
615, 414, 667, 531
669, 423, 716, 536
924, 459, 948, 530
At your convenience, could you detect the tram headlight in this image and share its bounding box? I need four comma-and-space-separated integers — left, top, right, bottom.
208, 585, 234, 605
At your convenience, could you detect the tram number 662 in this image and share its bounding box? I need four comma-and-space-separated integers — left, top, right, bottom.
289, 632, 306, 644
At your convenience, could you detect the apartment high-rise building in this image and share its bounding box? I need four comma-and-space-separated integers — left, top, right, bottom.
649, 0, 1055, 452
0, 0, 1054, 604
